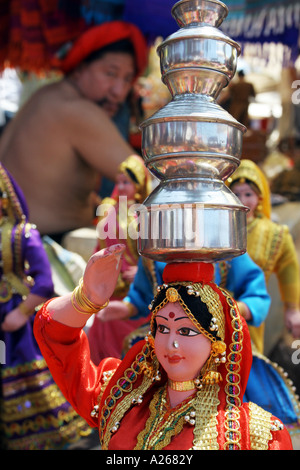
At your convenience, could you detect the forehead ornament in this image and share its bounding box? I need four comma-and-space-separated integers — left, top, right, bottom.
166, 287, 179, 303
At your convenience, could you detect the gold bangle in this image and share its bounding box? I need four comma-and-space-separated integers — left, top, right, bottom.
18, 302, 33, 318
71, 278, 109, 315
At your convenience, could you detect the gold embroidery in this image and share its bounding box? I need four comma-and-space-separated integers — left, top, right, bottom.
247, 217, 284, 283
135, 385, 196, 450
2, 370, 51, 397
3, 414, 90, 450
97, 369, 117, 404
103, 373, 153, 449
99, 343, 152, 448
2, 407, 79, 435
135, 382, 220, 450
249, 402, 273, 450
2, 358, 47, 379
192, 384, 220, 450
0, 220, 32, 303
219, 287, 243, 450
1, 384, 69, 422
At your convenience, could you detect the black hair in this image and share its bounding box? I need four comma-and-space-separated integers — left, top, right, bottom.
151, 284, 221, 341
83, 39, 136, 66
125, 168, 139, 185
230, 178, 260, 196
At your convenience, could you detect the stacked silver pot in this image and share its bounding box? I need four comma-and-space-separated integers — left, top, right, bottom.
137, 0, 248, 263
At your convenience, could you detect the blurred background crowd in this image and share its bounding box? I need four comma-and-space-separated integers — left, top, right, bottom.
0, 0, 300, 450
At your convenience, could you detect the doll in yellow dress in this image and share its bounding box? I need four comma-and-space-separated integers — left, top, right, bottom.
228, 159, 300, 354
88, 155, 151, 363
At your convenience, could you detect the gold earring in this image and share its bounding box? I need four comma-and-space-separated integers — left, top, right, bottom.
200, 341, 226, 385
142, 333, 161, 382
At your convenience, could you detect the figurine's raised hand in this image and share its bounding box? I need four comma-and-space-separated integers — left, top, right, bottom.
48, 244, 125, 328
82, 244, 125, 307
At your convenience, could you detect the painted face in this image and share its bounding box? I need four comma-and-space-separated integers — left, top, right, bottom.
154, 302, 212, 383
116, 173, 136, 200
77, 52, 135, 117
231, 182, 260, 219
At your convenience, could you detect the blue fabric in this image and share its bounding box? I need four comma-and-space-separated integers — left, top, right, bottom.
81, 0, 125, 25
245, 354, 299, 424
123, 0, 177, 41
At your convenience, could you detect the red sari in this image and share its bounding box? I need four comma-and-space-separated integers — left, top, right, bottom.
34, 283, 293, 450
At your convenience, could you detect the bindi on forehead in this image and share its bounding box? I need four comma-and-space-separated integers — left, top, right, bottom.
168, 311, 175, 319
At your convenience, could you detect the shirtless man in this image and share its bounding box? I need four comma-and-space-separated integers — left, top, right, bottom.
0, 21, 147, 242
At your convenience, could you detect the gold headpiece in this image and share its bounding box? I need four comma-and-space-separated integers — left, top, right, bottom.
118, 155, 152, 203
150, 283, 225, 343
147, 282, 227, 387
227, 159, 271, 219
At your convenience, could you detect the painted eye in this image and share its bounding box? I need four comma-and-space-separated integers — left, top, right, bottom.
178, 327, 200, 336
157, 324, 169, 334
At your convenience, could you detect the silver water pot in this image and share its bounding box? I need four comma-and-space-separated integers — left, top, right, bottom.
137, 0, 248, 263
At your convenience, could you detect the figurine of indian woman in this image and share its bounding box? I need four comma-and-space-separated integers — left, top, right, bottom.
34, 244, 293, 450
88, 154, 151, 363
0, 164, 91, 449
227, 159, 300, 354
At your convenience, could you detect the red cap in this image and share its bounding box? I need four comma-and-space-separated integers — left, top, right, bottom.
54, 21, 148, 77
163, 262, 214, 284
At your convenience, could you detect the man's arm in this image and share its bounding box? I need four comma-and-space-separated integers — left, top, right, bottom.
64, 99, 138, 181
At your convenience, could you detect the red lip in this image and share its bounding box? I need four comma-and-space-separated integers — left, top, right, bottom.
166, 355, 184, 364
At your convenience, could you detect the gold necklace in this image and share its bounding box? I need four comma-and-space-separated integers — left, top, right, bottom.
168, 378, 197, 392
135, 385, 196, 450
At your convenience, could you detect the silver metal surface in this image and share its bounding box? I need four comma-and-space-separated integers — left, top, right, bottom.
158, 27, 240, 99
141, 95, 245, 181
144, 154, 240, 181
137, 178, 248, 262
172, 0, 228, 28
163, 68, 229, 100
137, 0, 248, 263
137, 203, 247, 262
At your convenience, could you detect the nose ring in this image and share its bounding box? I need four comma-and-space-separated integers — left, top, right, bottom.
173, 340, 179, 349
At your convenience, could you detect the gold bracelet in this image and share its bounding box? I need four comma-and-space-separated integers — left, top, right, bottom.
18, 302, 33, 318
71, 278, 109, 315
